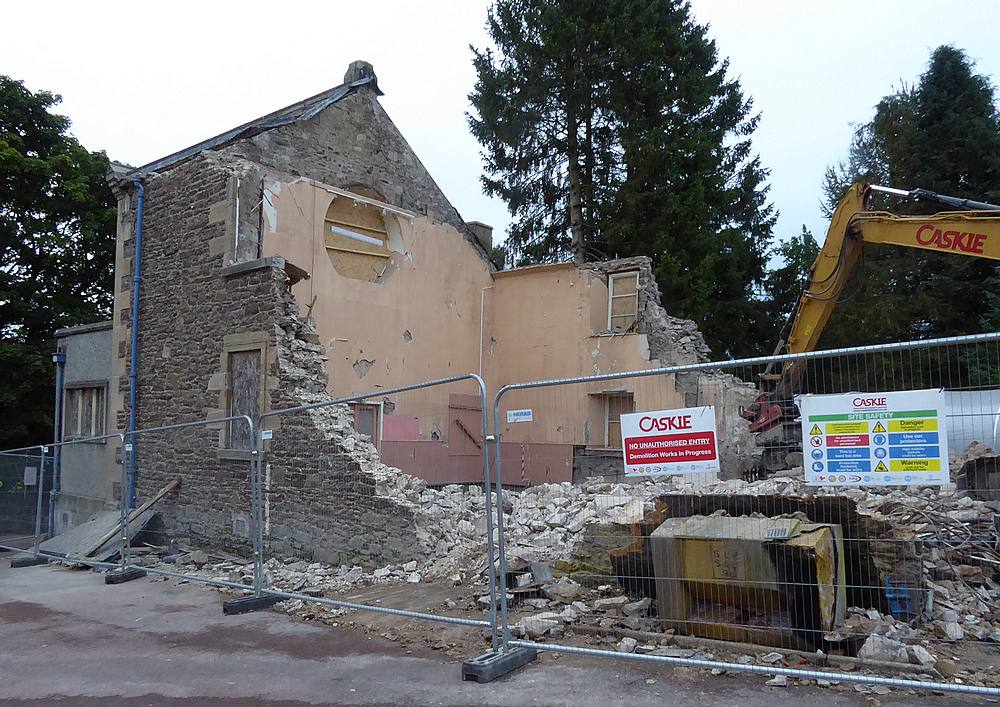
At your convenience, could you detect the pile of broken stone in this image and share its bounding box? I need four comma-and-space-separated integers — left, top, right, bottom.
159, 443, 1000, 685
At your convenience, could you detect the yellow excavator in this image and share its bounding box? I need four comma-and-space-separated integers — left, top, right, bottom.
740, 183, 1000, 469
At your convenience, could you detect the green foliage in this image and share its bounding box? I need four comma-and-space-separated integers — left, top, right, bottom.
763, 226, 820, 330
469, 0, 775, 358
0, 76, 115, 448
820, 46, 1000, 348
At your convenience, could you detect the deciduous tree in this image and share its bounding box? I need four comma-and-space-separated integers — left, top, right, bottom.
0, 76, 115, 448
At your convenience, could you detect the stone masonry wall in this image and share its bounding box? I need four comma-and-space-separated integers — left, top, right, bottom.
120, 151, 437, 567
124, 154, 282, 554
220, 84, 491, 263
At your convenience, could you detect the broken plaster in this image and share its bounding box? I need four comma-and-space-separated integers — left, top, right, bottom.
353, 358, 375, 378
262, 180, 280, 233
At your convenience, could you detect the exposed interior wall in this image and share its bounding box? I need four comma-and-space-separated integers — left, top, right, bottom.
221, 83, 490, 262
484, 263, 687, 447
260, 177, 492, 444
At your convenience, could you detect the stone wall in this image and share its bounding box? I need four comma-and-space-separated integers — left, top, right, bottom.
116, 152, 433, 567
220, 80, 490, 264
120, 154, 280, 555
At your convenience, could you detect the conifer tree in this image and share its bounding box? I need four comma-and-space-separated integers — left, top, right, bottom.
821, 46, 1000, 345
469, 0, 775, 357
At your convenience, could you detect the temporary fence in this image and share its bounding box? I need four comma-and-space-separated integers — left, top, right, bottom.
4, 333, 1000, 695
490, 331, 1000, 696
119, 415, 263, 594
0, 434, 130, 573
0, 446, 49, 561
255, 374, 500, 640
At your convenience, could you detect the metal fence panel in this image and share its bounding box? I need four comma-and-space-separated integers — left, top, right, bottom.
121, 416, 262, 592
491, 332, 1000, 696
0, 434, 132, 571
258, 375, 498, 637
0, 446, 49, 558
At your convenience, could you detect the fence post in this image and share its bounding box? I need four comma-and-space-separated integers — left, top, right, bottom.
33, 446, 45, 557
472, 375, 499, 650
106, 432, 145, 584
491, 394, 516, 647
222, 415, 279, 614
252, 425, 264, 596
460, 386, 538, 683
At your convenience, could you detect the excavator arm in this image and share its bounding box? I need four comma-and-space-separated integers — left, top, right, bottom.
741, 183, 1000, 462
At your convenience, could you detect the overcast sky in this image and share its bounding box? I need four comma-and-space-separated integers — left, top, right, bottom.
3, 1, 998, 252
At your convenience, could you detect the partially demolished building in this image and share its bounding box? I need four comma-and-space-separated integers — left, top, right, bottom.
56, 60, 754, 541
39, 61, 1000, 687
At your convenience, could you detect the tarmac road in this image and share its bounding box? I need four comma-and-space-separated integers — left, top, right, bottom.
0, 558, 988, 706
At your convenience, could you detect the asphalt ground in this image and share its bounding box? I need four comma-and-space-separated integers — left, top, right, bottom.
0, 558, 993, 706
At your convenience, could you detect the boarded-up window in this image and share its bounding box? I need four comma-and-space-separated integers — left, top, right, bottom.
605, 393, 634, 448
227, 350, 261, 449
352, 403, 380, 448
608, 271, 639, 331
324, 190, 392, 281
64, 386, 106, 440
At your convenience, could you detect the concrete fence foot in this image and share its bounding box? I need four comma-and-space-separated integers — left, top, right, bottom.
462, 646, 538, 683
223, 594, 281, 615
10, 556, 48, 568
105, 567, 147, 584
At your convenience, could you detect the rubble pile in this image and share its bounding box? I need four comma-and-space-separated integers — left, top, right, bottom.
151, 379, 1000, 688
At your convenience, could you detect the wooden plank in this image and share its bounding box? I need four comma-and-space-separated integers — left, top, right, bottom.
79, 479, 180, 558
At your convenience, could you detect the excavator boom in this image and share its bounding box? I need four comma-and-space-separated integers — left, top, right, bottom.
741, 183, 1000, 467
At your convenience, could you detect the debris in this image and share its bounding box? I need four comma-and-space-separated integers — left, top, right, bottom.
77, 478, 180, 559
941, 622, 965, 641
517, 613, 563, 639
183, 550, 210, 566
760, 651, 784, 664
622, 597, 651, 617
617, 637, 638, 653
765, 675, 787, 687
935, 658, 958, 678
530, 562, 554, 584
907, 645, 936, 667
593, 596, 630, 611
542, 577, 582, 603
857, 635, 908, 663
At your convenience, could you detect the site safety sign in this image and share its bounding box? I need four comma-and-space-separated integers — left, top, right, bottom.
620, 406, 720, 476
799, 388, 949, 487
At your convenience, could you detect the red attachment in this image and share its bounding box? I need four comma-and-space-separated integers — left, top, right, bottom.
739, 393, 783, 433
